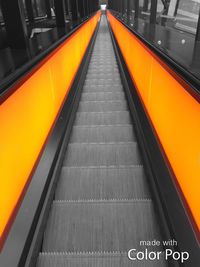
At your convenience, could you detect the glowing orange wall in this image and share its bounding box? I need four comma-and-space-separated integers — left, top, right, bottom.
0, 12, 100, 245
108, 11, 200, 232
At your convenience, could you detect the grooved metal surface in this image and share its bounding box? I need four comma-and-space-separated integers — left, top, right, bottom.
42, 201, 160, 252
55, 166, 150, 200
87, 69, 120, 75
84, 79, 121, 86
83, 84, 123, 92
74, 111, 131, 125
63, 143, 141, 167
86, 73, 120, 79
70, 125, 136, 143
81, 92, 125, 101
78, 100, 127, 112
37, 15, 166, 267
38, 253, 167, 267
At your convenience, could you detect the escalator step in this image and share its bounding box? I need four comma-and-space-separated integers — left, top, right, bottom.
89, 62, 117, 65
87, 66, 119, 72
89, 63, 118, 67
84, 79, 121, 87
63, 142, 141, 167
90, 55, 116, 58
78, 101, 127, 112
90, 57, 116, 60
83, 85, 123, 92
86, 73, 120, 79
87, 69, 120, 75
74, 111, 131, 126
37, 253, 167, 267
55, 166, 150, 200
42, 201, 160, 252
69, 125, 135, 143
89, 59, 117, 63
81, 92, 124, 101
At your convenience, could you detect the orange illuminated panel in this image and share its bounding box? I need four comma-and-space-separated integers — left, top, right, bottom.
107, 11, 200, 231
0, 12, 100, 246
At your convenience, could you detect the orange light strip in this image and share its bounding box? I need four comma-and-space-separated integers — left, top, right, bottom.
107, 11, 200, 232
0, 12, 100, 246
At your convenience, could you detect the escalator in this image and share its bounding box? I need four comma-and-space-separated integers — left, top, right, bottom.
37, 14, 168, 267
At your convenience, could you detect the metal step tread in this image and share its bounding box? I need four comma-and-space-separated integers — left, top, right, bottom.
83, 87, 123, 93
55, 166, 150, 200
81, 92, 124, 101
85, 77, 121, 81
86, 74, 120, 79
89, 60, 117, 63
37, 252, 167, 267
78, 101, 127, 112
89, 63, 117, 66
63, 142, 141, 167
74, 111, 132, 126
79, 100, 125, 103
84, 80, 121, 87
86, 73, 120, 78
87, 68, 119, 73
69, 125, 135, 143
42, 201, 161, 252
87, 67, 119, 74
83, 83, 122, 89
